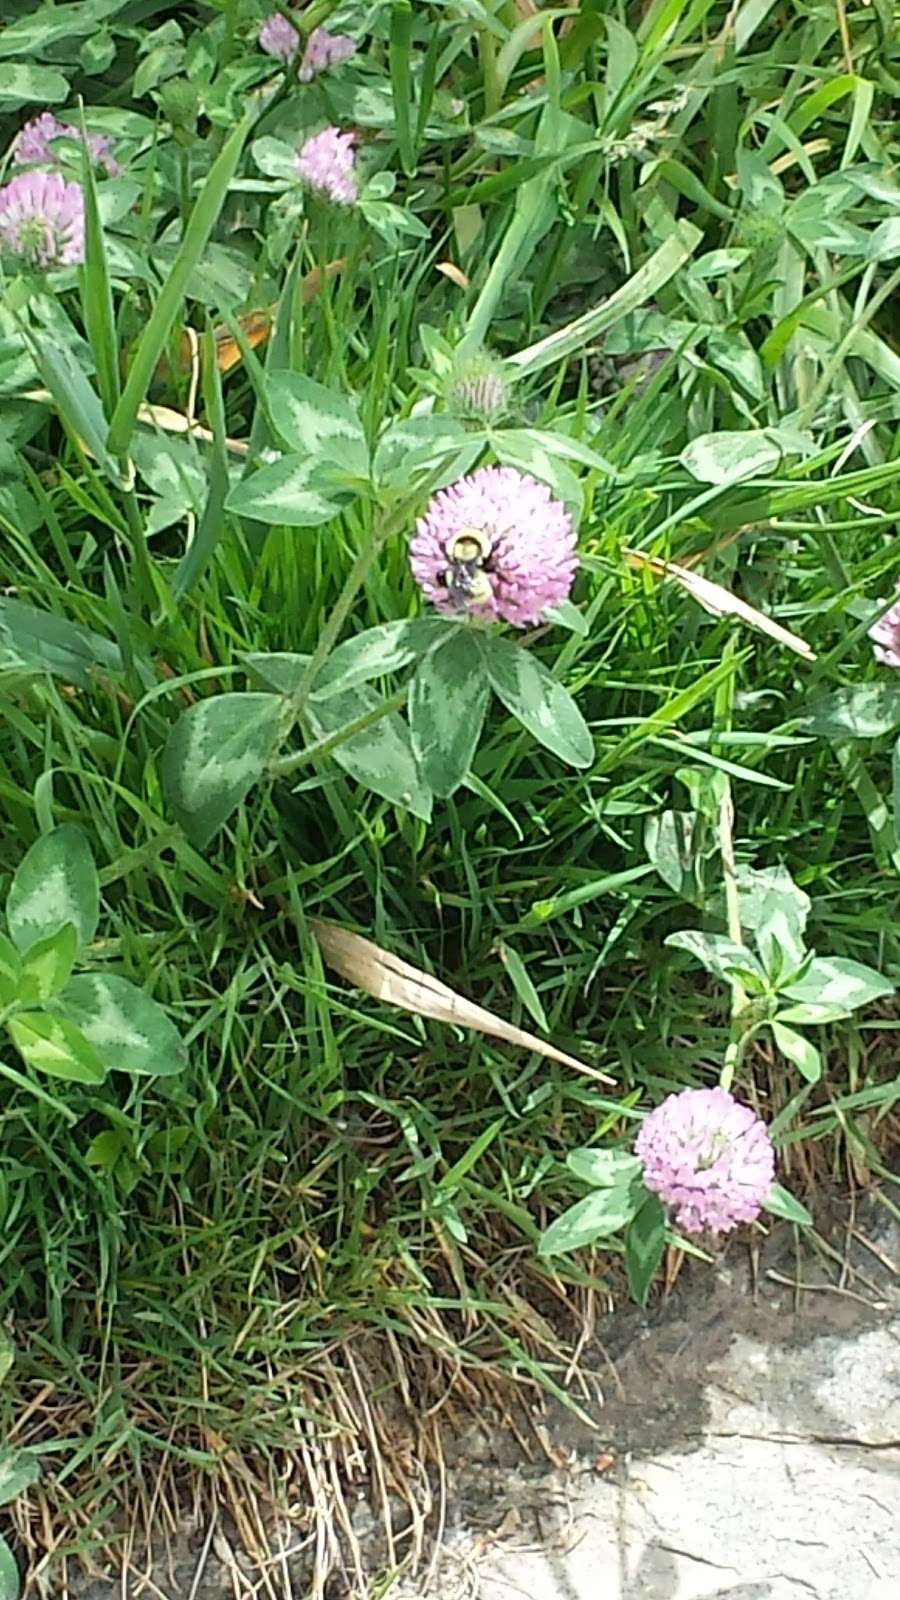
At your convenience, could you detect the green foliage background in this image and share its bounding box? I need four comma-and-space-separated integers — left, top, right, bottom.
0, 0, 899, 1585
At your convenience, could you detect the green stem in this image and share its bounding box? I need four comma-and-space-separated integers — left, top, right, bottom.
480, 26, 501, 118
720, 1022, 766, 1094
284, 510, 403, 720
179, 147, 192, 231
0, 1057, 78, 1123
120, 477, 157, 612
207, 0, 241, 154
719, 1037, 741, 1094
270, 467, 452, 772
255, 6, 316, 126
798, 264, 900, 427
277, 0, 338, 30
834, 742, 900, 876
219, 0, 240, 72
271, 687, 408, 779
811, 525, 851, 593
718, 783, 749, 1094
461, 204, 533, 353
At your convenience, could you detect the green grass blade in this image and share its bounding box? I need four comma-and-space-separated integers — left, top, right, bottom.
107, 111, 253, 456
25, 330, 124, 487
390, 1, 415, 175
172, 327, 231, 598
78, 117, 120, 420
597, 654, 750, 773
507, 221, 702, 379
413, 22, 441, 155
496, 9, 571, 100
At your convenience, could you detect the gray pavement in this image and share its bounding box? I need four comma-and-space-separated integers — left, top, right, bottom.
403, 1237, 900, 1600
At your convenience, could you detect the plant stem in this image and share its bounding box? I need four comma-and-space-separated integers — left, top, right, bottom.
811, 524, 851, 592
121, 477, 157, 612
207, 0, 241, 154
0, 1058, 78, 1123
270, 688, 408, 779
720, 790, 743, 952
179, 146, 192, 231
719, 783, 748, 1094
480, 26, 501, 118
284, 509, 404, 720
834, 743, 900, 876
461, 203, 533, 354
798, 264, 900, 427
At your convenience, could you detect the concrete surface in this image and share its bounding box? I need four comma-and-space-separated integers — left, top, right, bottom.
407, 1249, 900, 1600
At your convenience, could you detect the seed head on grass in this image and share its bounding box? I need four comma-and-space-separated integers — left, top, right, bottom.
409, 465, 577, 626
635, 1086, 775, 1235
14, 113, 120, 176
868, 590, 900, 668
296, 127, 358, 204
0, 171, 85, 268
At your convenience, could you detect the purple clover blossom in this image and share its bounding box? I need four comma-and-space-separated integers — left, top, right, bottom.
409, 466, 578, 627
635, 1087, 775, 1236
13, 113, 66, 166
14, 113, 119, 176
259, 13, 355, 73
296, 126, 358, 205
868, 589, 900, 669
85, 130, 120, 177
258, 11, 301, 59
299, 27, 356, 80
0, 171, 85, 268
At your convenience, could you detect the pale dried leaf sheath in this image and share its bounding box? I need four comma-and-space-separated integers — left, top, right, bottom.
436, 261, 470, 290
23, 391, 251, 455
624, 548, 816, 661
310, 919, 614, 1084
136, 403, 250, 454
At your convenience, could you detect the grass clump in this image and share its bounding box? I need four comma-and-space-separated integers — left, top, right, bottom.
1, 0, 900, 1591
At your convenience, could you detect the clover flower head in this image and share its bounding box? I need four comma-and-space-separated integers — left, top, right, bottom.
635, 1087, 775, 1235
14, 113, 69, 167
736, 205, 783, 256
448, 351, 508, 423
296, 126, 358, 205
87, 129, 120, 177
409, 465, 578, 627
259, 11, 301, 59
299, 27, 356, 80
13, 113, 119, 176
868, 589, 900, 669
0, 171, 85, 268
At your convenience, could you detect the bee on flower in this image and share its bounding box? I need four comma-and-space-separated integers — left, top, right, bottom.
409, 466, 578, 627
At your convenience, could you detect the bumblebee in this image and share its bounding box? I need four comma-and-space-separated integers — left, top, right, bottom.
443, 526, 493, 610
